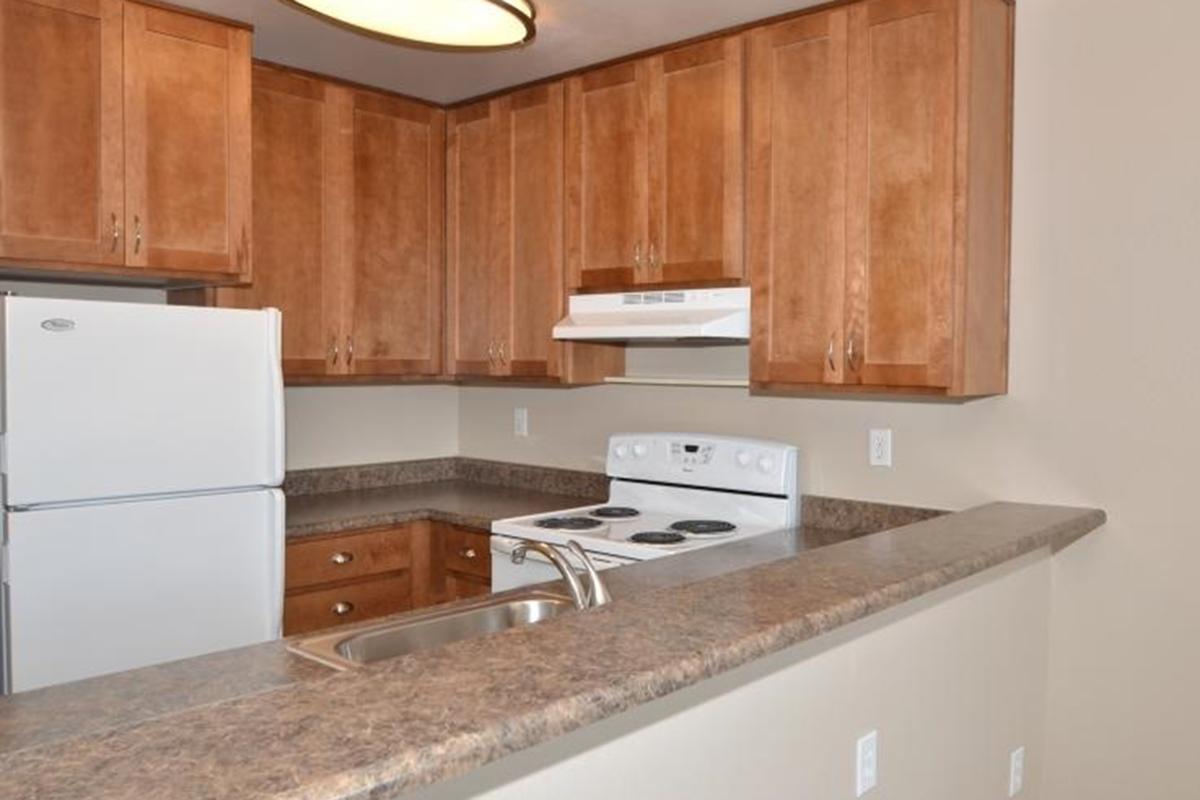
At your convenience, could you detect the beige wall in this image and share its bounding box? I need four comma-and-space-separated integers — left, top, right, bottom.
456, 1, 1200, 796
285, 386, 458, 470
412, 555, 1053, 800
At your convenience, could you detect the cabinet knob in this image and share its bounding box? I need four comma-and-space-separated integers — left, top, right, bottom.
346, 336, 354, 366
110, 213, 121, 252
330, 551, 354, 565
847, 335, 860, 372
133, 215, 142, 254
827, 333, 837, 372
331, 601, 355, 616
330, 336, 339, 366
633, 242, 644, 269
459, 547, 477, 559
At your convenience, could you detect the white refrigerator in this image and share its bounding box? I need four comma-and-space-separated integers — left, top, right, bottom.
0, 297, 286, 694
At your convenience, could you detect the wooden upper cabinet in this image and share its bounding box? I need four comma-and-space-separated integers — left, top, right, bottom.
503, 85, 565, 379
565, 62, 648, 290
446, 100, 502, 378
845, 0, 957, 390
215, 64, 343, 378
647, 36, 744, 286
566, 37, 744, 291
447, 84, 565, 380
0, 0, 125, 266
748, 9, 849, 386
344, 90, 444, 377
750, 0, 1012, 396
123, 2, 251, 276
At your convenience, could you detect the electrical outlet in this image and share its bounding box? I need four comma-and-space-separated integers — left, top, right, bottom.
1009, 746, 1025, 796
869, 429, 892, 467
513, 408, 529, 437
856, 730, 878, 796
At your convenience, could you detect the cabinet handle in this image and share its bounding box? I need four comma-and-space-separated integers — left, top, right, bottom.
133, 215, 142, 254
330, 551, 354, 565
487, 340, 497, 367
633, 242, 643, 269
330, 336, 339, 366
648, 242, 659, 270
346, 336, 354, 366
331, 601, 354, 616
498, 340, 507, 366
847, 335, 860, 372
458, 547, 477, 559
826, 334, 837, 372
110, 213, 120, 252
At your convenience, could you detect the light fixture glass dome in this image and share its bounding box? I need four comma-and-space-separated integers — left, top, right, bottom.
285, 0, 536, 51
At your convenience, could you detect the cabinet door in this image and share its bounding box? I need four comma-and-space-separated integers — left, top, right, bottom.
565, 62, 649, 290
748, 10, 849, 385
845, 0, 956, 388
0, 0, 124, 266
499, 84, 565, 379
345, 91, 445, 377
446, 100, 502, 378
216, 66, 345, 378
647, 35, 744, 287
123, 2, 251, 276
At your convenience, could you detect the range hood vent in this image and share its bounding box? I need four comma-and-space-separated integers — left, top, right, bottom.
552, 287, 750, 342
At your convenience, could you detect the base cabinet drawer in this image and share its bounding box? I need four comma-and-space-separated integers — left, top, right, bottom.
284, 574, 413, 636
286, 526, 413, 590
439, 525, 491, 579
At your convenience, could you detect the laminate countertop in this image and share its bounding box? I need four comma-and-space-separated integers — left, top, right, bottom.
0, 498, 1104, 800
285, 480, 604, 538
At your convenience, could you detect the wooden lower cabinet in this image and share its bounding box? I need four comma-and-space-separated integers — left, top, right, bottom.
284, 520, 494, 636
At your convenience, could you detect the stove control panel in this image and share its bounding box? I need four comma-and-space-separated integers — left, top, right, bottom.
607, 433, 799, 497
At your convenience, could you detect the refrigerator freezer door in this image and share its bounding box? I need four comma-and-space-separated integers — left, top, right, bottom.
3, 489, 284, 693
2, 297, 284, 507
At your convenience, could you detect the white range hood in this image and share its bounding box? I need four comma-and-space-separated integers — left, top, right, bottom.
552, 287, 750, 342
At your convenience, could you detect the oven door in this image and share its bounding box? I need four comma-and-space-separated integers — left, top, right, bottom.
490, 536, 635, 592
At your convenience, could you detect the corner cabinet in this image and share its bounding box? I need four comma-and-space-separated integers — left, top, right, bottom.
446, 83, 624, 384
216, 65, 445, 381
749, 0, 1013, 397
0, 0, 251, 283
565, 35, 744, 291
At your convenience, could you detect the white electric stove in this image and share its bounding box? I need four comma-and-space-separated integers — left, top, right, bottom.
491, 433, 799, 591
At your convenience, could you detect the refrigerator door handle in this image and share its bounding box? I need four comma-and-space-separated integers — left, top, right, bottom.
267, 489, 285, 639
265, 308, 285, 487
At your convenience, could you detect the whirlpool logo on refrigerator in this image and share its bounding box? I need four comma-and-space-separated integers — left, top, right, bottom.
40, 318, 76, 333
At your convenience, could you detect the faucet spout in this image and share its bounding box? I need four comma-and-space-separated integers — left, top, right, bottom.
511, 540, 590, 610
566, 541, 612, 607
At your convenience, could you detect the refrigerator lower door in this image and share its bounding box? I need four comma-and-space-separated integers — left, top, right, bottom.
2, 297, 284, 507
2, 489, 284, 693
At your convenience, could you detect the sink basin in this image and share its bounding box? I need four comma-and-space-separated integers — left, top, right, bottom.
289, 590, 576, 669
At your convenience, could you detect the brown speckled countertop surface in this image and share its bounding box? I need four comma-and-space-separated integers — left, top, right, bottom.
286, 480, 604, 538
0, 500, 1104, 799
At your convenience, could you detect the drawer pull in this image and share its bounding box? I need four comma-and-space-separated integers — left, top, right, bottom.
331, 601, 355, 616
459, 547, 477, 559
330, 551, 354, 565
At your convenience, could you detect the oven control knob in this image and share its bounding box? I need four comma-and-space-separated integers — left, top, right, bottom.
757, 455, 774, 474
633, 442, 648, 458
736, 450, 752, 467
614, 443, 629, 459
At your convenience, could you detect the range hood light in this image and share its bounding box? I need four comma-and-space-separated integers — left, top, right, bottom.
283, 0, 536, 51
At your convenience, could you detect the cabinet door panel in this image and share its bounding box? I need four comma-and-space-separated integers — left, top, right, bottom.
446, 101, 501, 377
566, 62, 648, 290
124, 2, 250, 275
216, 66, 343, 378
748, 11, 849, 385
0, 0, 124, 265
846, 0, 956, 388
503, 84, 564, 378
346, 91, 444, 377
648, 36, 744, 286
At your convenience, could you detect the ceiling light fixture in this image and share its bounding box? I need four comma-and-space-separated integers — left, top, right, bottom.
283, 0, 536, 51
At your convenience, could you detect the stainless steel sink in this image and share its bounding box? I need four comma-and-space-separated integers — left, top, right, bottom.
289, 590, 576, 669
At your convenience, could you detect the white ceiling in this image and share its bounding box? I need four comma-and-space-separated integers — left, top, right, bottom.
173, 0, 825, 104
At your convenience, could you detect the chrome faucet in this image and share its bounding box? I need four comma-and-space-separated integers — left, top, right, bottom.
510, 539, 612, 610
